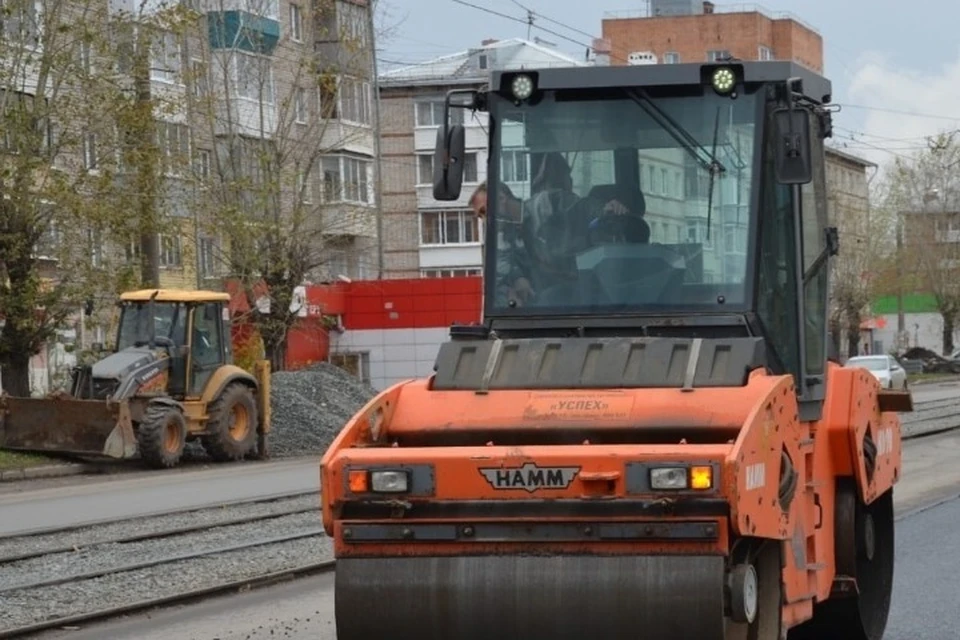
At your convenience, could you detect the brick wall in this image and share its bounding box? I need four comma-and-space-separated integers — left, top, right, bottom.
602, 11, 823, 72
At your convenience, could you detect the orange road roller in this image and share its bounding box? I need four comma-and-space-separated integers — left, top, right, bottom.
320, 60, 912, 640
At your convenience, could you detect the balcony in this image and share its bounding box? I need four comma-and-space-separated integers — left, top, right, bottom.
208, 10, 280, 54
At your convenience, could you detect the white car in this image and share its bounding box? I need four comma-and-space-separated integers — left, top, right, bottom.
844, 355, 908, 390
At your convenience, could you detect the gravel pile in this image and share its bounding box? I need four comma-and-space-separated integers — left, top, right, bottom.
0, 535, 333, 632
269, 362, 378, 458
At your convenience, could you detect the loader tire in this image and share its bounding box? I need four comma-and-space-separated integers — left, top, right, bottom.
203, 382, 258, 462
137, 403, 187, 469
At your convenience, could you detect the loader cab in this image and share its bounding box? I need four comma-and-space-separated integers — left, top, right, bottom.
115, 290, 233, 399
433, 61, 836, 421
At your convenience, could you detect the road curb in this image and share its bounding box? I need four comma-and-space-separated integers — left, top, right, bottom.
0, 463, 90, 483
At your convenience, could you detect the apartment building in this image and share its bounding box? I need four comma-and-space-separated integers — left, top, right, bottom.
376, 38, 586, 279
601, 1, 823, 72
1, 0, 377, 392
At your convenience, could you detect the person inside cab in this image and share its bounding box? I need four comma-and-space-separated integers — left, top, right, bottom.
520, 152, 648, 304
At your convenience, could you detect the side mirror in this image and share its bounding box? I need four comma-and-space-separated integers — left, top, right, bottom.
772, 106, 812, 185
433, 123, 466, 201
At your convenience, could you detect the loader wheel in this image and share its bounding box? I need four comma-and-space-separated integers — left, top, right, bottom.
202, 382, 258, 462
787, 480, 895, 640
136, 403, 187, 469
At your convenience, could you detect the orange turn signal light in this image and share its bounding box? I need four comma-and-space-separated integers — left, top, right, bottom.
348, 469, 369, 493
690, 466, 713, 490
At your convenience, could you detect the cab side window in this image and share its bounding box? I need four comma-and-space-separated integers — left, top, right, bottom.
192, 303, 223, 366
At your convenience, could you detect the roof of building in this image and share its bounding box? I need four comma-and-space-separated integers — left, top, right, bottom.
120, 289, 232, 303
379, 37, 588, 87
826, 145, 877, 169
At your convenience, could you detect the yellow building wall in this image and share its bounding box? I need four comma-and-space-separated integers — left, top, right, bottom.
158, 216, 201, 291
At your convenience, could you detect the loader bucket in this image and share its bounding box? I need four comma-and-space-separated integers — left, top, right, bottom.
0, 396, 138, 459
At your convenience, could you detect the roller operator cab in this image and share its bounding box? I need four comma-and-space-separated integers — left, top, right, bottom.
320, 62, 912, 640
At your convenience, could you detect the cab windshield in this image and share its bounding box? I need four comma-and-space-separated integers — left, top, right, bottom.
116, 302, 187, 351
485, 86, 762, 315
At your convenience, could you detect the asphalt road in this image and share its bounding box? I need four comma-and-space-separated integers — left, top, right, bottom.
30, 427, 960, 640
0, 458, 320, 537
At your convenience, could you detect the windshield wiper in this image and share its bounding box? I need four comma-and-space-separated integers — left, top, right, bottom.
624, 87, 727, 176
706, 106, 720, 241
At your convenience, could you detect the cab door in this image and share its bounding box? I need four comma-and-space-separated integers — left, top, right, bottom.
189, 302, 226, 397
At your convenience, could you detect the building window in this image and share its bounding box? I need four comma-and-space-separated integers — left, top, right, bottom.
159, 234, 182, 268
415, 100, 464, 127
199, 237, 217, 278
340, 77, 371, 125
758, 46, 773, 61
191, 59, 207, 97
150, 31, 181, 83
707, 49, 732, 62
194, 148, 211, 181
296, 165, 312, 203
87, 228, 103, 267
243, 0, 279, 20
156, 121, 190, 175
418, 152, 477, 185
343, 156, 369, 203
3, 0, 40, 43
83, 131, 98, 170
663, 51, 680, 64
80, 41, 95, 75
501, 149, 528, 182
289, 3, 303, 42
421, 268, 482, 278
337, 0, 368, 48
294, 86, 307, 123
420, 209, 481, 245
329, 352, 370, 383
321, 155, 372, 204
234, 52, 275, 104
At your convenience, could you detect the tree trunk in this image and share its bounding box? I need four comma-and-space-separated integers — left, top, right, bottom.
943, 313, 955, 356
0, 352, 32, 397
264, 333, 287, 372
846, 326, 861, 358
828, 315, 842, 361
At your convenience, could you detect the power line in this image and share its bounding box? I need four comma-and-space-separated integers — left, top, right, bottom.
506, 0, 601, 43
450, 0, 604, 61
837, 103, 960, 123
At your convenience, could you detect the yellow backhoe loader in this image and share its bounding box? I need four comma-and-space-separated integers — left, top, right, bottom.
0, 288, 271, 469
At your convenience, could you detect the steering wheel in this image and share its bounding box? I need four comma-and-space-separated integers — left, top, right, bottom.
587, 210, 650, 244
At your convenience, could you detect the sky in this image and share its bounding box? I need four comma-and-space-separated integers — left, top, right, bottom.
374, 0, 960, 176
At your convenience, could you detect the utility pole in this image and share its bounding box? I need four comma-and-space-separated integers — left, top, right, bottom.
132, 22, 160, 288
368, 0, 384, 279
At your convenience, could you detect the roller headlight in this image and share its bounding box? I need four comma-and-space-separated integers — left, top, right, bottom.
370, 470, 409, 493
511, 74, 534, 101
711, 67, 736, 94
649, 465, 714, 490
650, 467, 688, 490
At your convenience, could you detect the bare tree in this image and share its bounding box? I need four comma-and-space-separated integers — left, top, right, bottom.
184, 0, 381, 369
882, 131, 960, 355
0, 0, 179, 395
827, 170, 896, 357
